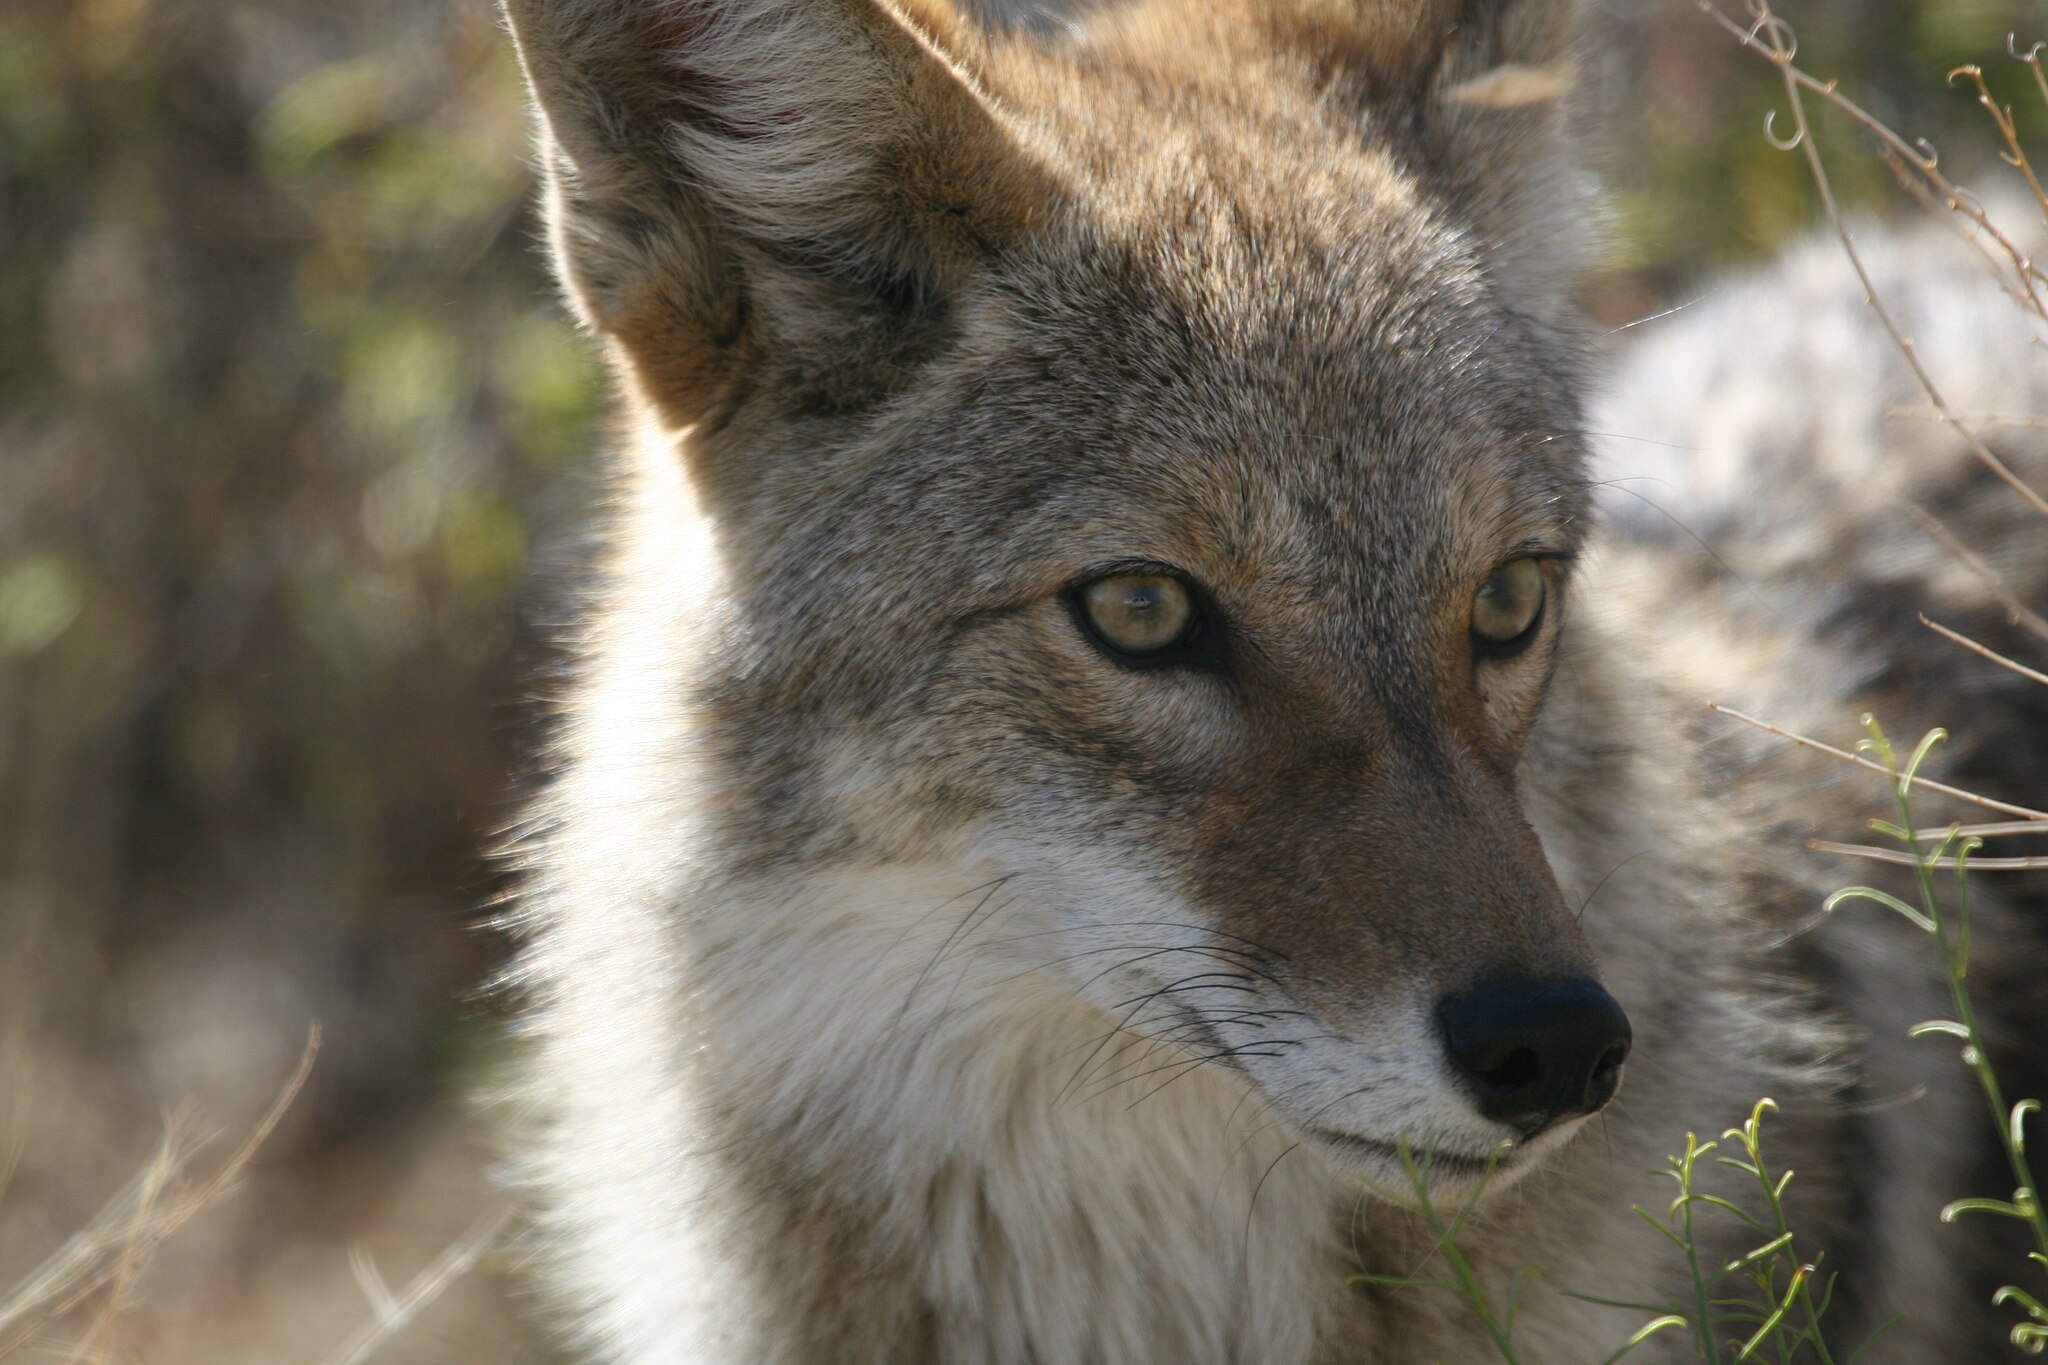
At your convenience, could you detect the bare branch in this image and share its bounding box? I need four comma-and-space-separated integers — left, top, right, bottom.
1897, 500, 2048, 642
1703, 0, 2048, 520
1920, 615, 2048, 687
1706, 702, 2048, 822
1949, 63, 2048, 232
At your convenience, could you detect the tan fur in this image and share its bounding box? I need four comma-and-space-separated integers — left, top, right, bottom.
498, 2, 2048, 1360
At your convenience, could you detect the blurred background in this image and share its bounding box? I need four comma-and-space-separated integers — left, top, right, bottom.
0, 0, 2041, 1360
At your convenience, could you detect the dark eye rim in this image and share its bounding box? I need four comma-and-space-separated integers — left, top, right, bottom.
1471, 556, 1563, 662
1064, 562, 1228, 671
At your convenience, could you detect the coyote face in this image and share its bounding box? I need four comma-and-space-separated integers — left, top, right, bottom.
509, 0, 1626, 1192
803, 214, 1624, 1178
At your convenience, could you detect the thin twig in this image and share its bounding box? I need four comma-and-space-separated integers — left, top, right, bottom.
2025, 39, 2048, 229
1880, 146, 2048, 321
1811, 838, 2048, 871
1912, 820, 2048, 840
1920, 615, 2048, 686
1706, 702, 2048, 822
1707, 0, 2048, 521
1701, 18, 2043, 318
1897, 500, 2048, 642
1950, 61, 2048, 230
1886, 406, 2048, 430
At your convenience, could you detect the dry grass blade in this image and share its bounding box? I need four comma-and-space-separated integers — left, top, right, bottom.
1705, 0, 2048, 521
319, 1208, 513, 1365
0, 1029, 320, 1360
1897, 500, 2048, 642
1920, 615, 2048, 686
0, 1128, 199, 1351
1810, 838, 2048, 871
1706, 702, 2048, 822
79, 1115, 188, 1365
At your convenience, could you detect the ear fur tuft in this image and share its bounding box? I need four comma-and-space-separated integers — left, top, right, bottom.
1443, 61, 1573, 109
1328, 0, 1592, 322
503, 0, 1041, 430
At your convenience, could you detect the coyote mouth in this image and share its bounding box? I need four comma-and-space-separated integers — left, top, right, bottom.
1300, 1126, 1507, 1178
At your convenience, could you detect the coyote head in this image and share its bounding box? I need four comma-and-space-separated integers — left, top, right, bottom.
508, 0, 1628, 1184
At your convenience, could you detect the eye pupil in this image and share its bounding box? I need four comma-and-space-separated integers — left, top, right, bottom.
1077, 573, 1198, 658
1472, 558, 1547, 650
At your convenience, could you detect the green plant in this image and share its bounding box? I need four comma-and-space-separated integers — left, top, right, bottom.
1823, 719, 2048, 1353
1350, 1144, 1540, 1363
1355, 1109, 1865, 1363
1708, 0, 2048, 1348
1586, 1102, 1877, 1363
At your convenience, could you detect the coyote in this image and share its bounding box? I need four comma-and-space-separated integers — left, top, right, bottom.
499, 0, 2048, 1359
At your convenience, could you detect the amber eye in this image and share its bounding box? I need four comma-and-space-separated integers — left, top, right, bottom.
1472, 558, 1547, 650
1077, 573, 1197, 657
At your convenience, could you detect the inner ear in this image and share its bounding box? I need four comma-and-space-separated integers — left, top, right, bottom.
1341, 0, 1588, 324
505, 0, 1050, 431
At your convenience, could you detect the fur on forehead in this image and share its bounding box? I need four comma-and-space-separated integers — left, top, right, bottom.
716, 230, 1588, 650
694, 110, 1591, 622
1042, 0, 1592, 323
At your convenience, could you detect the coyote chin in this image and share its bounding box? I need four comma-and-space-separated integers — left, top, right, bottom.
498, 0, 2048, 1359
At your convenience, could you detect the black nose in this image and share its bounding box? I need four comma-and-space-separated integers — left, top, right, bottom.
1437, 976, 1632, 1135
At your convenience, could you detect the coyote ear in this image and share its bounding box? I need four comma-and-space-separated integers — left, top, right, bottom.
1315, 0, 1588, 318
503, 0, 1040, 429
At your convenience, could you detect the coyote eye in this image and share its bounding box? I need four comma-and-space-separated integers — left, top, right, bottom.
1472, 558, 1547, 652
1075, 573, 1198, 658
